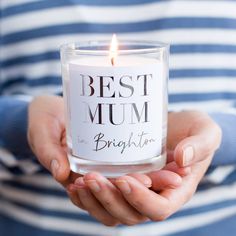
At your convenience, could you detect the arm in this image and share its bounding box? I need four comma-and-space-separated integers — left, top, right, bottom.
210, 112, 236, 166
0, 96, 31, 156
0, 96, 41, 179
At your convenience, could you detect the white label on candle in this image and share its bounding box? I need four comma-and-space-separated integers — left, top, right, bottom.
69, 59, 163, 162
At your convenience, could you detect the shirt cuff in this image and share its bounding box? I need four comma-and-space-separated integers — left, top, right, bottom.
209, 112, 236, 166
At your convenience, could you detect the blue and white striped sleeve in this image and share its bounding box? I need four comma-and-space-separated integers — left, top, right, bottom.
0, 96, 41, 179
210, 110, 236, 166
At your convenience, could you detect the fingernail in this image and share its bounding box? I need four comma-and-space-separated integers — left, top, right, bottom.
86, 180, 101, 192
183, 146, 194, 166
116, 180, 131, 194
51, 159, 59, 178
144, 181, 152, 188
75, 178, 85, 188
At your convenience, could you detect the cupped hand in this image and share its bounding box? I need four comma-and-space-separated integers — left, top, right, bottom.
28, 96, 83, 200
28, 96, 222, 226
73, 164, 186, 226
73, 111, 221, 225
27, 95, 159, 216
28, 95, 71, 182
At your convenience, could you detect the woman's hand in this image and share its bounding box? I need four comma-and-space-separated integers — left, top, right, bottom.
27, 95, 169, 217
74, 111, 221, 225
28, 95, 71, 183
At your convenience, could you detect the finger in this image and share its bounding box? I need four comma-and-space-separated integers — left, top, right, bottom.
115, 176, 170, 221
174, 118, 221, 167
109, 173, 152, 188
147, 170, 182, 191
75, 177, 119, 226
67, 184, 85, 210
161, 158, 212, 212
33, 125, 70, 182
84, 172, 147, 225
127, 173, 152, 187
61, 171, 82, 188
174, 136, 213, 168
163, 161, 191, 176
166, 150, 192, 175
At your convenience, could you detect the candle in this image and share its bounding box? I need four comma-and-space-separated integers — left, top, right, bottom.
60, 36, 169, 176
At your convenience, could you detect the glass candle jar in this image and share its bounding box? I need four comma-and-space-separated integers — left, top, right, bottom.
60, 39, 169, 177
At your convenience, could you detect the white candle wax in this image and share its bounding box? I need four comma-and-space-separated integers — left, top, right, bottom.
66, 56, 164, 163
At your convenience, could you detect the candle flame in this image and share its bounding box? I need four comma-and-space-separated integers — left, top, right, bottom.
109, 34, 118, 66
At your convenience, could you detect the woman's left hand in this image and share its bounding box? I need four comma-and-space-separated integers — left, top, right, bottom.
70, 111, 221, 226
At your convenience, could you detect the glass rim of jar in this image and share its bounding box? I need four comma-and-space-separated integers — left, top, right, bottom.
60, 40, 169, 56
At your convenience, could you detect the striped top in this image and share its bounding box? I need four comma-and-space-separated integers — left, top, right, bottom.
0, 1, 236, 235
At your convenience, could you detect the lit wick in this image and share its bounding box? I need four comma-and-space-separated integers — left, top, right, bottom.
111, 57, 115, 66
109, 34, 118, 66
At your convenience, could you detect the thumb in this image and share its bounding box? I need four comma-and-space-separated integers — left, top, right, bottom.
28, 107, 70, 183
42, 142, 70, 183
29, 127, 70, 182
174, 118, 222, 167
